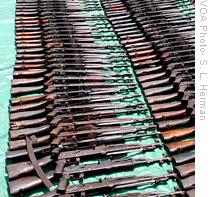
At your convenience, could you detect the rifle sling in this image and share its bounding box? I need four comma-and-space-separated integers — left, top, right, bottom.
26, 136, 53, 189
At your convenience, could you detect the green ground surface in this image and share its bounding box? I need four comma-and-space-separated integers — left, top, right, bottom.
0, 0, 16, 197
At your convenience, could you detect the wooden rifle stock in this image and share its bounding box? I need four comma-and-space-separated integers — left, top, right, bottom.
180, 175, 195, 190
8, 171, 54, 195
175, 162, 195, 178
167, 139, 195, 154
186, 189, 195, 197
162, 126, 195, 142
7, 156, 53, 179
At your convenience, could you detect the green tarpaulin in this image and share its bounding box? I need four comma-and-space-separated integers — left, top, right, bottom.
0, 1, 15, 196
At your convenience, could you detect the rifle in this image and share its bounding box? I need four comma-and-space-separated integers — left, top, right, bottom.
50, 116, 153, 130
44, 50, 128, 58
50, 75, 134, 83
7, 142, 162, 179
46, 58, 129, 66
51, 131, 161, 158
41, 173, 177, 197
9, 124, 157, 150
18, 41, 122, 49
47, 62, 132, 69
56, 142, 163, 162
59, 157, 171, 179
11, 102, 145, 121
9, 84, 133, 106
43, 32, 118, 40
51, 124, 156, 140
111, 190, 185, 197
53, 86, 136, 96
10, 98, 146, 120
44, 47, 125, 54
50, 68, 132, 77
53, 94, 142, 104
48, 101, 145, 115
11, 82, 137, 97
46, 84, 138, 97
50, 108, 148, 121
44, 51, 127, 63
47, 83, 136, 93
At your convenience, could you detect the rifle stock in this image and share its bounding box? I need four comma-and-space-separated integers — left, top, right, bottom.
186, 189, 195, 197
162, 126, 195, 142
6, 156, 53, 179
180, 175, 195, 190
8, 171, 54, 195
175, 162, 195, 178
167, 139, 195, 154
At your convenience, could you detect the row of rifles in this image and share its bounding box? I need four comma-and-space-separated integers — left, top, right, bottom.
6, 0, 194, 196
102, 0, 195, 196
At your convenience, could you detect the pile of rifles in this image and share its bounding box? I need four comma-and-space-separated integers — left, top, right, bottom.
7, 0, 194, 196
